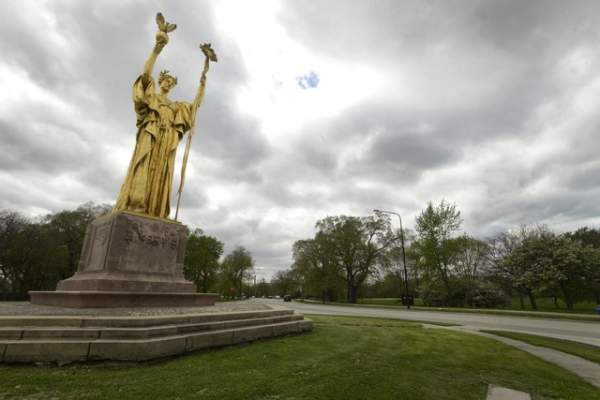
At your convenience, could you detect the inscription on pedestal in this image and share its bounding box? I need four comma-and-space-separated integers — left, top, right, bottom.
76, 212, 188, 278
55, 211, 195, 293
119, 218, 181, 275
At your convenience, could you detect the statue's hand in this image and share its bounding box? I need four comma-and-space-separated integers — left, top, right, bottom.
154, 31, 169, 53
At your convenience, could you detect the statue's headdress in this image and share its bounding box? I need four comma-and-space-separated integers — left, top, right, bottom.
158, 70, 178, 85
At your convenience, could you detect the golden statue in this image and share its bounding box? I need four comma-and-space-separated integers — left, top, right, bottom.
114, 13, 217, 220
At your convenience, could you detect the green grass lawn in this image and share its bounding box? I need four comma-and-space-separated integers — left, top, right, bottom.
1, 315, 599, 400
481, 330, 600, 365
508, 298, 598, 314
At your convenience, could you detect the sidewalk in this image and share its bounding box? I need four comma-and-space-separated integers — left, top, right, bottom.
424, 324, 600, 388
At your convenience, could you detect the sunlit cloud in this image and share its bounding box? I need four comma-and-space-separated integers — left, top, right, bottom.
1, 0, 600, 279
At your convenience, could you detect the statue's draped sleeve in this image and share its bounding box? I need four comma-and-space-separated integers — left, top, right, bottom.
173, 101, 193, 141
114, 75, 158, 213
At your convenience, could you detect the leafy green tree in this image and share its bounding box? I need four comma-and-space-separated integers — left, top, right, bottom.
292, 236, 341, 302
487, 227, 540, 309
316, 215, 393, 303
0, 206, 109, 295
369, 271, 404, 298
271, 269, 300, 297
0, 211, 28, 293
45, 202, 111, 279
221, 246, 254, 298
581, 246, 600, 304
500, 229, 591, 310
440, 234, 495, 307
414, 200, 462, 293
255, 278, 271, 298
565, 227, 600, 248
1, 217, 69, 294
542, 235, 588, 310
566, 227, 600, 303
498, 229, 548, 310
184, 229, 224, 293
451, 234, 489, 279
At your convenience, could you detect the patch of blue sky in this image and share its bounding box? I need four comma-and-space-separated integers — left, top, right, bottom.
296, 71, 320, 89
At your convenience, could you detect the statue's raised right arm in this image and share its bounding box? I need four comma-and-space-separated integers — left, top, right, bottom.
142, 31, 168, 82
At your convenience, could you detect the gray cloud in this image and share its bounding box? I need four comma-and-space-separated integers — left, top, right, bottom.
2, 0, 600, 279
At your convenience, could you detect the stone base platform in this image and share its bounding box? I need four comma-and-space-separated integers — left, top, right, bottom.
29, 291, 218, 308
0, 302, 312, 363
30, 212, 214, 309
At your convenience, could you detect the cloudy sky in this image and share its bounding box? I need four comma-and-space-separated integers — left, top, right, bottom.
2, 0, 600, 279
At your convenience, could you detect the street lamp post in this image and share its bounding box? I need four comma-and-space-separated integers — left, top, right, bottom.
374, 209, 411, 309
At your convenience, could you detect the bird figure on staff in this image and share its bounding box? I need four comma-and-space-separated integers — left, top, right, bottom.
114, 12, 217, 220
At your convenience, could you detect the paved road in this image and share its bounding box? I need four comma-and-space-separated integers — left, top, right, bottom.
255, 298, 600, 346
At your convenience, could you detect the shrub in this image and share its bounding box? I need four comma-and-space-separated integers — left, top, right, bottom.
420, 279, 510, 308
469, 282, 511, 308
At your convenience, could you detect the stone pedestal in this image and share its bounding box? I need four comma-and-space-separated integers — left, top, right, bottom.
29, 212, 218, 308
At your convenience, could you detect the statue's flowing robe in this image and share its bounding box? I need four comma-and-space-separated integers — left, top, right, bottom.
114, 75, 193, 219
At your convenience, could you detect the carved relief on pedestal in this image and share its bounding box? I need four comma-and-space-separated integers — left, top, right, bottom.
76, 212, 188, 280
124, 220, 179, 251
120, 217, 183, 275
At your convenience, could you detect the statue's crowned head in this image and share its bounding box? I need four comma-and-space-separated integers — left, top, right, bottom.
158, 70, 178, 92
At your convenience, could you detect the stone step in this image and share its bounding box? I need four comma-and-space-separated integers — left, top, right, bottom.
0, 308, 294, 328
0, 319, 313, 363
0, 314, 304, 340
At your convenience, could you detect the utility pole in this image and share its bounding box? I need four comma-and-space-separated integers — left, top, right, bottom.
374, 209, 411, 309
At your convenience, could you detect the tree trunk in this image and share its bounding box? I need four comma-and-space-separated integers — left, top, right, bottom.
346, 282, 351, 303
438, 263, 452, 300
560, 283, 574, 311
564, 296, 574, 311
414, 267, 419, 291
567, 299, 573, 310
347, 285, 358, 303
527, 289, 537, 310
518, 293, 525, 309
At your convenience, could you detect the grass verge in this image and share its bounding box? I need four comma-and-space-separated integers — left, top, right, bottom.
357, 297, 597, 314
306, 313, 460, 327
481, 330, 600, 365
1, 315, 599, 400
300, 299, 600, 322
507, 298, 597, 314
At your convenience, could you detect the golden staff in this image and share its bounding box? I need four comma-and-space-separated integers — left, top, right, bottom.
174, 43, 218, 220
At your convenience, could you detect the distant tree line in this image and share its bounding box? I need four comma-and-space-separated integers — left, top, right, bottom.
183, 229, 255, 299
269, 200, 600, 311
0, 203, 255, 300
0, 203, 111, 299
2, 201, 599, 310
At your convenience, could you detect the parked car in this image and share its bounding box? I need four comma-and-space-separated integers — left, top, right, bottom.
283, 295, 292, 302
